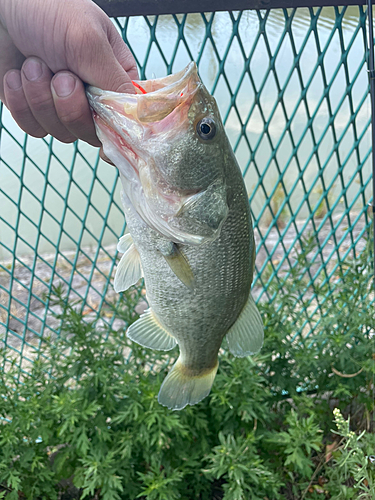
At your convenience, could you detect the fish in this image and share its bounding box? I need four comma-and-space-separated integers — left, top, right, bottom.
86, 62, 264, 410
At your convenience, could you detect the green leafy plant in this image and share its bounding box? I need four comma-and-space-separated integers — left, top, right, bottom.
204, 432, 283, 500
0, 236, 374, 499
324, 409, 375, 500
270, 410, 323, 479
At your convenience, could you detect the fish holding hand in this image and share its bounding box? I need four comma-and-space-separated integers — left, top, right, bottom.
86, 62, 263, 410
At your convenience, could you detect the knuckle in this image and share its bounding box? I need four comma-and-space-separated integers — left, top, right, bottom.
26, 92, 53, 112
20, 123, 47, 138
65, 23, 103, 64
57, 106, 86, 126
126, 59, 139, 78
8, 97, 30, 115
57, 134, 77, 144
29, 129, 47, 139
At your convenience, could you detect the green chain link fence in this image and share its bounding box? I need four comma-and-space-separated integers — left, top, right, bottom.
0, 6, 373, 371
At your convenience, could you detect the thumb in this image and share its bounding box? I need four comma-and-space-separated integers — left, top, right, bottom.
107, 22, 139, 83
68, 36, 137, 94
83, 4, 138, 93
55, 0, 138, 94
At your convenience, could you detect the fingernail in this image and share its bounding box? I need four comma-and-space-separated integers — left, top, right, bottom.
52, 74, 75, 97
23, 59, 42, 81
6, 71, 22, 90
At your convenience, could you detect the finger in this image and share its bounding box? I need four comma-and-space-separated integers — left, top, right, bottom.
21, 57, 77, 143
51, 71, 101, 147
3, 69, 47, 137
0, 23, 25, 106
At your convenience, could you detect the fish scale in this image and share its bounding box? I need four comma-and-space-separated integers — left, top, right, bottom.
86, 62, 264, 410
123, 146, 255, 387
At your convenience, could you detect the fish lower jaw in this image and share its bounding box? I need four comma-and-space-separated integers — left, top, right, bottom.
94, 115, 144, 177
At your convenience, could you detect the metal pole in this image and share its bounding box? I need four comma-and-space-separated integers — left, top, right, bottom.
368, 0, 375, 287
367, 0, 375, 433
94, 0, 369, 17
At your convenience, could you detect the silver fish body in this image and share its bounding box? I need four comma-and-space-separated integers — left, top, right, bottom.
87, 63, 263, 410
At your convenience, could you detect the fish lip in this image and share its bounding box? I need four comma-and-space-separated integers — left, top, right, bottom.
86, 63, 200, 169
86, 61, 198, 100
132, 62, 199, 105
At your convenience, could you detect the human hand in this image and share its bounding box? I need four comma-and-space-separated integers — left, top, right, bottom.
0, 0, 137, 146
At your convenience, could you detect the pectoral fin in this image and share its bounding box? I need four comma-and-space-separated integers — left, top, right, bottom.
127, 308, 177, 351
161, 244, 195, 291
226, 292, 264, 357
117, 233, 133, 253
114, 235, 143, 293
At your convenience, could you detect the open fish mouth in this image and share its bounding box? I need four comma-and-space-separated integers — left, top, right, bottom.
87, 96, 194, 195
86, 62, 228, 245
86, 62, 200, 167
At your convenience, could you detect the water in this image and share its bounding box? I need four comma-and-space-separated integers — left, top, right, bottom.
0, 6, 372, 259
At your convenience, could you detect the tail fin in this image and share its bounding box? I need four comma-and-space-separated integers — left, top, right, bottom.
158, 358, 218, 410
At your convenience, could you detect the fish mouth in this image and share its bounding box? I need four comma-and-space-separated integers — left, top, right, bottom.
86, 63, 226, 245
87, 62, 199, 140
86, 62, 200, 186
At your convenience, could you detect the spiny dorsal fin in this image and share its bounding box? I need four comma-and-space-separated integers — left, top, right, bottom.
127, 308, 177, 351
226, 292, 264, 357
114, 235, 143, 293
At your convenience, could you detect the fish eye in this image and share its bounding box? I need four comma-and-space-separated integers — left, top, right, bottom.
196, 117, 216, 140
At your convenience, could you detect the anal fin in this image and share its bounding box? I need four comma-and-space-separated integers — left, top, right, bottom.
127, 308, 177, 351
226, 292, 264, 357
114, 235, 143, 293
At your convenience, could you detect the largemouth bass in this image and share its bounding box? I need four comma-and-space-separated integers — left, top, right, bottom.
86, 62, 263, 410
